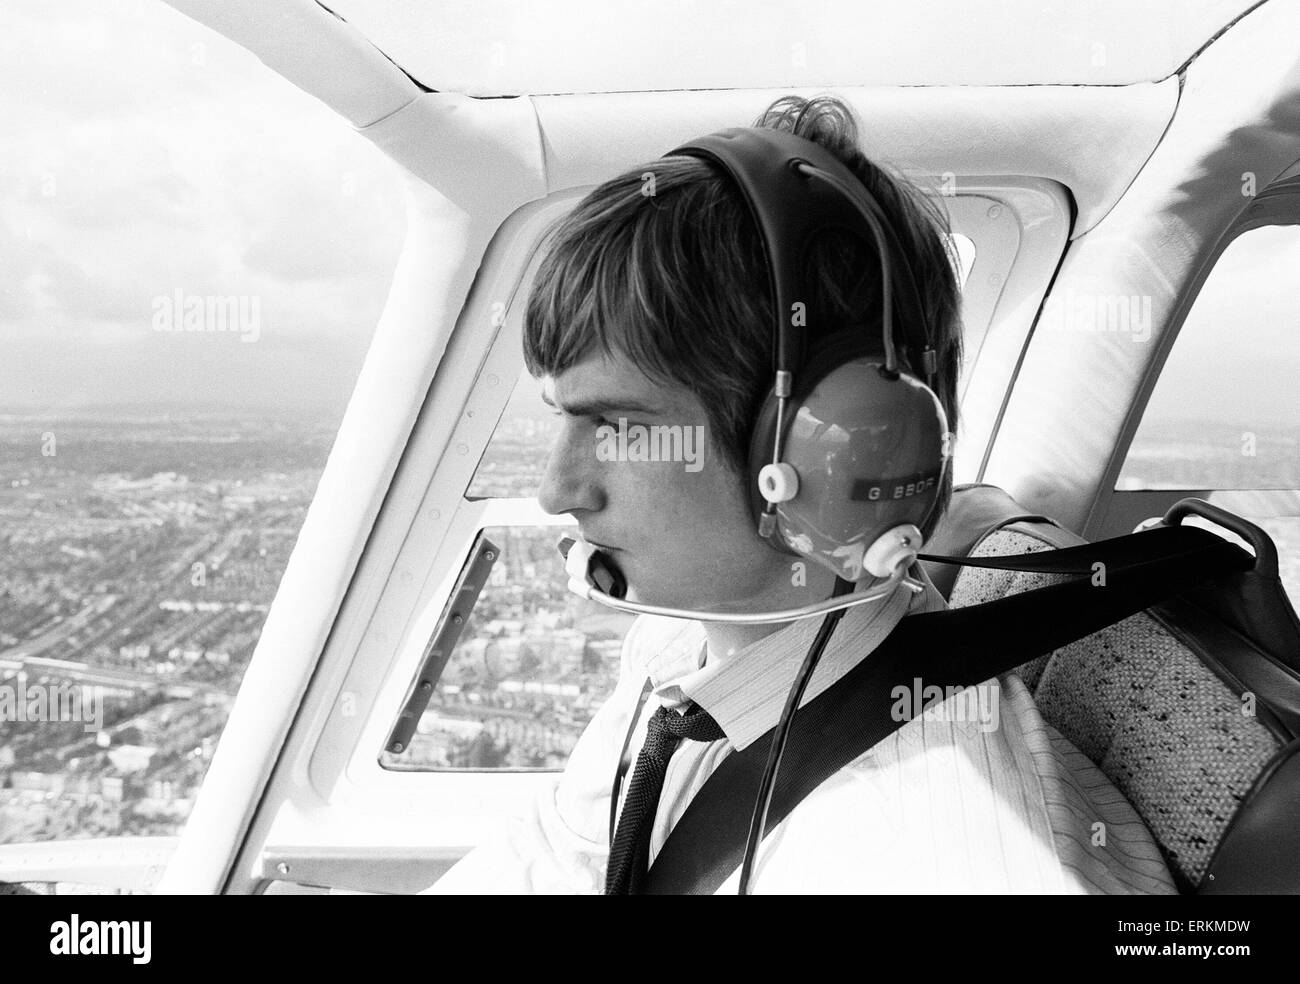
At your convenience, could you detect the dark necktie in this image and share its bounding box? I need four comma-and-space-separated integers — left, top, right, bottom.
605, 702, 726, 895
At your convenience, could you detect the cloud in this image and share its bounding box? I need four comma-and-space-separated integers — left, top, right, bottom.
0, 0, 406, 415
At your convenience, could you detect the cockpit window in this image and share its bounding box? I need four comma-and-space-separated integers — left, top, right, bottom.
466, 370, 556, 501
381, 523, 629, 772
0, 5, 404, 850
1117, 224, 1300, 605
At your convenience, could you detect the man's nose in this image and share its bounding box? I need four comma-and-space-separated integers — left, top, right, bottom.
536, 423, 604, 517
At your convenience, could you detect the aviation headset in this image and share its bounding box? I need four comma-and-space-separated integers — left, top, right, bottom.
668, 126, 951, 582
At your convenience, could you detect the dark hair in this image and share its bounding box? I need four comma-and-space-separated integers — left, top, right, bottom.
523, 94, 963, 539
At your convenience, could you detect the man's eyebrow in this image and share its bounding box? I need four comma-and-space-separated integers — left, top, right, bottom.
540, 391, 664, 417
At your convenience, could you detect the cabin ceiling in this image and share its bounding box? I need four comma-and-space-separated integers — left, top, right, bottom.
320, 0, 1265, 94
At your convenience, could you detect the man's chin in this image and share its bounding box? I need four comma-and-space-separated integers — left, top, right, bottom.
615, 557, 782, 615
624, 582, 741, 617
624, 582, 688, 612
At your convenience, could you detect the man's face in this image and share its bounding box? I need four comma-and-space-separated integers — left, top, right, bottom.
537, 349, 796, 613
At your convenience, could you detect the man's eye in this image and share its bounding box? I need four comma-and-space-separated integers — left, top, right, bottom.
592, 416, 616, 429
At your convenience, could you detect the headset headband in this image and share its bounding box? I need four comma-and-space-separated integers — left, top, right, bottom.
666, 126, 929, 381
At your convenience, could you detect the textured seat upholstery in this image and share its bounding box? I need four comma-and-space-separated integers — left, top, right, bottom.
929, 485, 1300, 893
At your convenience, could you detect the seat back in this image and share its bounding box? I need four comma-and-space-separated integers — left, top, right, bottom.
929, 485, 1300, 893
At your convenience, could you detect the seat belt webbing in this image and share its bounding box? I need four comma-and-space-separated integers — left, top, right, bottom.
644, 524, 1252, 894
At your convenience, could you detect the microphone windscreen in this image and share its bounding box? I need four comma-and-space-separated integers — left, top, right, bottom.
560, 536, 596, 583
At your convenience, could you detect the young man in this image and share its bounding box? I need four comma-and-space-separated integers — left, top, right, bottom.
426, 95, 1175, 894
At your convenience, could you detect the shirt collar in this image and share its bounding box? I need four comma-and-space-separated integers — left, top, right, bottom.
648, 566, 947, 751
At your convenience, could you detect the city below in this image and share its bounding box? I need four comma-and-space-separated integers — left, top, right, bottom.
0, 408, 1296, 847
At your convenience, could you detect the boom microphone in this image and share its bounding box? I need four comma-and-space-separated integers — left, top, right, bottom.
556, 536, 921, 624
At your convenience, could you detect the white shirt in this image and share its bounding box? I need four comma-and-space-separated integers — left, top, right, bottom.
426, 567, 1176, 894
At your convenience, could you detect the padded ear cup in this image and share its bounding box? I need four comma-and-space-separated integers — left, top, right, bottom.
747, 330, 876, 538
748, 338, 949, 580
748, 328, 914, 532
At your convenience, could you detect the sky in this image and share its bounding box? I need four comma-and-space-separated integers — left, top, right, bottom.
1138, 223, 1299, 430
0, 1, 1294, 433
0, 0, 406, 421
